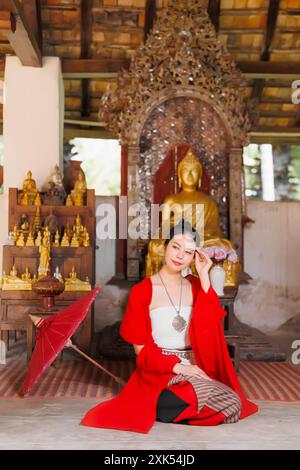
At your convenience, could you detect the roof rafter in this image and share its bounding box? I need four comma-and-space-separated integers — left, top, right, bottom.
207, 0, 220, 33
144, 0, 156, 42
0, 0, 42, 67
251, 0, 280, 110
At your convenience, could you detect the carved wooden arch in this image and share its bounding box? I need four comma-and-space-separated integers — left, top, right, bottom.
126, 87, 234, 148
125, 91, 245, 280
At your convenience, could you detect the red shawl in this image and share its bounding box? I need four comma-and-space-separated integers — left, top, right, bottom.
81, 275, 258, 433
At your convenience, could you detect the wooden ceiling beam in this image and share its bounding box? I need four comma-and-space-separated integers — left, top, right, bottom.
250, 127, 300, 136
207, 0, 221, 33
22, 0, 43, 53
80, 0, 93, 118
238, 61, 300, 77
144, 0, 156, 42
262, 0, 280, 61
1, 58, 299, 80
0, 0, 42, 67
251, 0, 280, 107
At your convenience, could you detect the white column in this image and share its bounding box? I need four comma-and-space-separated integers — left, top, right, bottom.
0, 56, 64, 270
3, 56, 64, 190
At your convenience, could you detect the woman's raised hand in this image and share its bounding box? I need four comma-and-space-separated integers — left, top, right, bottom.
173, 363, 213, 381
194, 248, 213, 277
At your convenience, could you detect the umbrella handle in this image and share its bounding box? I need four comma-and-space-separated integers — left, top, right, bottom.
67, 344, 126, 387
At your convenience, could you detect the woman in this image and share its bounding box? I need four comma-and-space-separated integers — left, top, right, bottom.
81, 221, 258, 433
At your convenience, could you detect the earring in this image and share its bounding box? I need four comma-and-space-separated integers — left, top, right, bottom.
178, 178, 182, 189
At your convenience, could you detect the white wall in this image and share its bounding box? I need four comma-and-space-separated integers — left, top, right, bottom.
235, 200, 300, 333
3, 56, 64, 191
0, 56, 64, 272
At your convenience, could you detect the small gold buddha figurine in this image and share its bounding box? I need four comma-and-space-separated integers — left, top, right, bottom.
60, 230, 70, 247
53, 230, 60, 247
73, 215, 83, 237
20, 192, 29, 206
223, 258, 241, 287
64, 266, 91, 292
34, 193, 42, 206
21, 267, 31, 282
10, 265, 18, 278
12, 225, 19, 243
71, 171, 87, 205
70, 233, 80, 247
26, 231, 35, 247
16, 233, 25, 247
146, 148, 237, 280
20, 170, 38, 205
43, 226, 51, 243
35, 230, 42, 247
82, 229, 90, 247
65, 194, 73, 206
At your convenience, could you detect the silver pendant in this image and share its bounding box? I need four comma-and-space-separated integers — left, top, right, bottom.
172, 314, 187, 333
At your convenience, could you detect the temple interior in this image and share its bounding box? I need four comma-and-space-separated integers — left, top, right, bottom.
0, 0, 300, 451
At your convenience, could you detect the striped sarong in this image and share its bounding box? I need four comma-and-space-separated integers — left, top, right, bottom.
162, 348, 242, 424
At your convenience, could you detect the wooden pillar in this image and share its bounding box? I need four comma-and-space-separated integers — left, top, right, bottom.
126, 145, 140, 280
115, 144, 128, 280
229, 147, 244, 267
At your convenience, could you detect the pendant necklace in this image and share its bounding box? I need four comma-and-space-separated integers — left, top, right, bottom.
158, 271, 187, 333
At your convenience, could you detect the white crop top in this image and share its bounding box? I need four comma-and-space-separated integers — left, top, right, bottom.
149, 305, 193, 350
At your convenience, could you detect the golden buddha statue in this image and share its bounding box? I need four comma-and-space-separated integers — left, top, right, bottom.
73, 215, 83, 237
16, 233, 25, 247
20, 171, 38, 205
25, 231, 35, 247
34, 193, 42, 206
10, 265, 18, 278
21, 267, 31, 282
71, 171, 87, 205
146, 148, 237, 278
82, 228, 90, 247
38, 236, 51, 278
12, 225, 19, 244
64, 266, 91, 291
70, 233, 80, 247
60, 230, 70, 247
43, 226, 51, 244
53, 230, 60, 247
35, 231, 42, 247
20, 192, 29, 206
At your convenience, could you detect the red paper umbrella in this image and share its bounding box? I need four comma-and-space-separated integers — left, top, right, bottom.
21, 288, 125, 396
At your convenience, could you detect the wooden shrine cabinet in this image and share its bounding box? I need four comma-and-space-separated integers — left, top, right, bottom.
0, 188, 96, 353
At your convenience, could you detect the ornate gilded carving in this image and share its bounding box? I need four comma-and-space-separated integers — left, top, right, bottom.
99, 0, 252, 147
